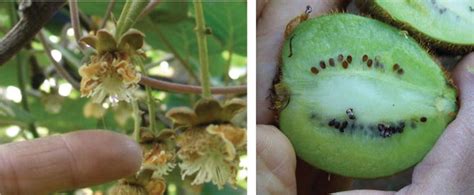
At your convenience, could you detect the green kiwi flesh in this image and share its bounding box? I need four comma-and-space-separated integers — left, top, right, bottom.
358, 0, 474, 54
277, 14, 457, 178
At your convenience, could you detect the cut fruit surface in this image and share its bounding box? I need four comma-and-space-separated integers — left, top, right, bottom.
357, 0, 474, 53
277, 14, 457, 178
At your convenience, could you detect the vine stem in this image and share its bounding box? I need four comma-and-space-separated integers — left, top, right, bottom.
193, 1, 211, 98
140, 76, 246, 94
138, 0, 160, 19
132, 99, 141, 142
115, 0, 148, 38
17, 51, 39, 138
38, 31, 81, 90
8, 2, 37, 138
100, 0, 116, 29
68, 0, 85, 53
135, 57, 157, 133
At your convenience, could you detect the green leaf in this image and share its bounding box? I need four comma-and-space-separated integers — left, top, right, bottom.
136, 18, 228, 78
202, 1, 247, 55
78, 1, 126, 18
29, 97, 125, 133
201, 183, 246, 195
0, 60, 18, 86
0, 99, 35, 126
147, 1, 189, 23
78, 1, 188, 26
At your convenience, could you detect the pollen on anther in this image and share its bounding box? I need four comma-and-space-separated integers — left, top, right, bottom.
362, 55, 368, 62
320, 61, 326, 69
311, 67, 319, 74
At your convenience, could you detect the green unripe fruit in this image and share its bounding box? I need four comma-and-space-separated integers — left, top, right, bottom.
275, 14, 457, 178
357, 0, 474, 54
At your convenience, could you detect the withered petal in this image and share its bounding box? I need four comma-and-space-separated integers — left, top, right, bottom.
79, 35, 98, 49
118, 28, 145, 52
96, 29, 117, 54
194, 98, 224, 124
222, 98, 246, 121
156, 129, 176, 141
146, 178, 166, 195
165, 107, 198, 126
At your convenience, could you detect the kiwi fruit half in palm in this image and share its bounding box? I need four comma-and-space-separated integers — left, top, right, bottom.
357, 0, 474, 54
275, 14, 457, 178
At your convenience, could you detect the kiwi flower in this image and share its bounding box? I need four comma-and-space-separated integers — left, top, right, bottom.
142, 143, 176, 178
78, 29, 144, 103
166, 98, 246, 189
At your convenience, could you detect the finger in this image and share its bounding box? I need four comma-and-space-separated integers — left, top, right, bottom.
333, 190, 395, 195
401, 53, 474, 194
257, 0, 268, 19
295, 159, 352, 194
453, 52, 474, 115
0, 130, 142, 195
257, 0, 350, 124
257, 125, 296, 195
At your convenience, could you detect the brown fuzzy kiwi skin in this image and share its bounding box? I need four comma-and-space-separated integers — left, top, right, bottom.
356, 0, 474, 55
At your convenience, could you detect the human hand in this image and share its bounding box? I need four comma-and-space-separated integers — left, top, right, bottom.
256, 0, 474, 193
0, 130, 142, 195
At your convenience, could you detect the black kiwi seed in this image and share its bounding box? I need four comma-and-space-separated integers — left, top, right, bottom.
338, 54, 344, 62
328, 119, 336, 126
329, 58, 335, 66
367, 59, 373, 67
377, 124, 385, 132
311, 67, 319, 74
393, 63, 400, 71
334, 121, 341, 129
420, 117, 427, 122
362, 54, 368, 62
320, 61, 326, 69
397, 68, 404, 75
341, 121, 348, 129
342, 61, 349, 69
399, 121, 405, 128
346, 108, 356, 120
347, 55, 352, 63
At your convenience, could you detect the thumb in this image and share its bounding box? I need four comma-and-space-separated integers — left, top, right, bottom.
257, 125, 297, 195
